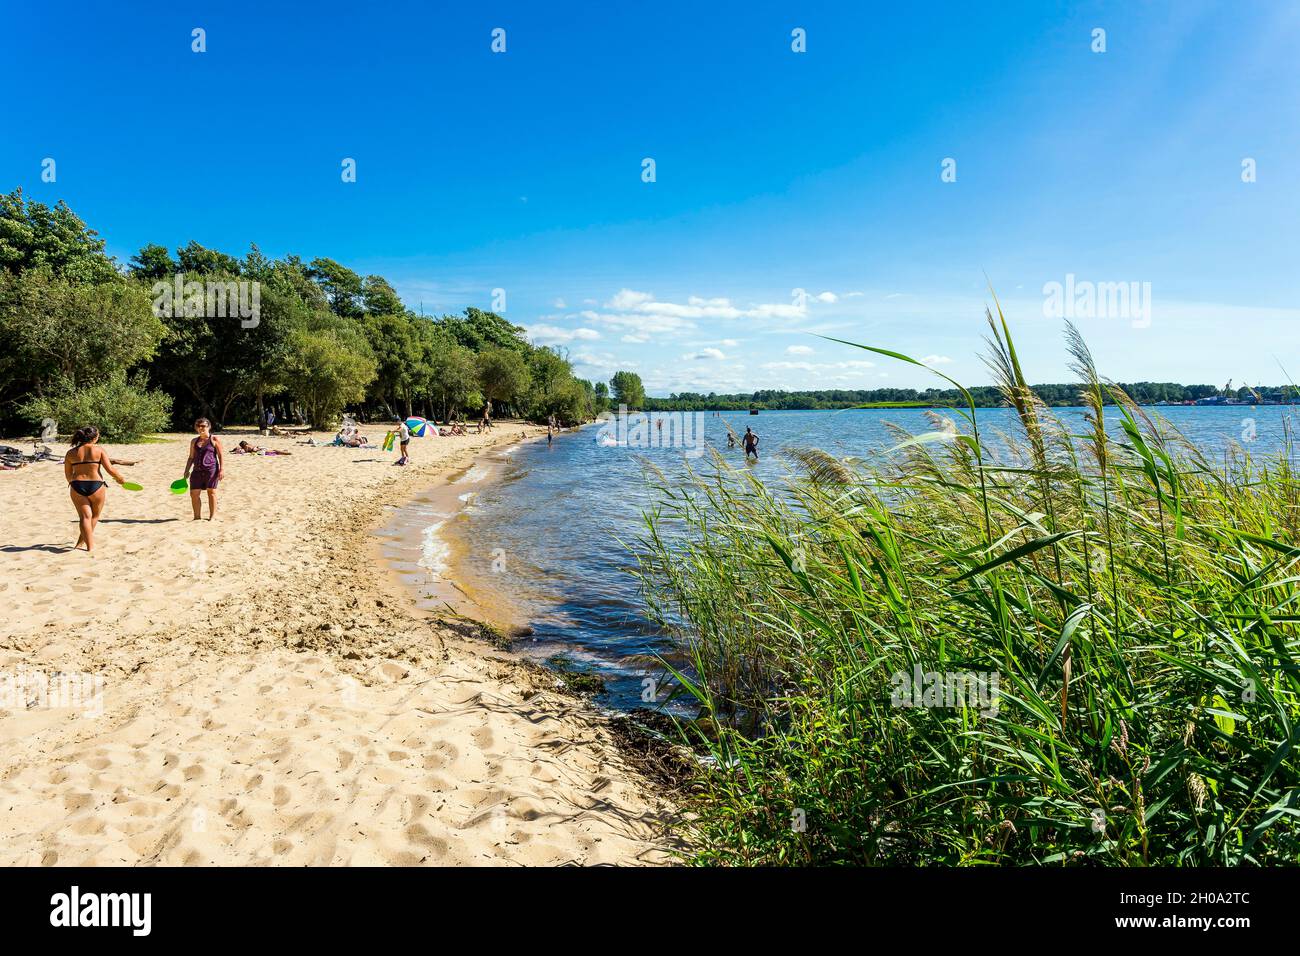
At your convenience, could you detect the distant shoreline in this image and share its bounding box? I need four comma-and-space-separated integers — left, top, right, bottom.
636, 400, 1300, 412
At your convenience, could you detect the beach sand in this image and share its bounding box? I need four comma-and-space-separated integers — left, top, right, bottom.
0, 426, 673, 865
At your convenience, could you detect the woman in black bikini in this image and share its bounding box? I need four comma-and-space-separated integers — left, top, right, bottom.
63, 425, 127, 553
183, 418, 225, 520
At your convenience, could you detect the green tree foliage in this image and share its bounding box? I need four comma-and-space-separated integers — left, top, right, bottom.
0, 269, 163, 394
176, 241, 241, 277
610, 370, 645, 410
128, 243, 176, 281
308, 257, 363, 317
441, 307, 529, 353
477, 347, 531, 414
360, 275, 403, 315
284, 318, 377, 429
427, 339, 479, 421
361, 312, 419, 415
0, 189, 119, 283
20, 370, 172, 441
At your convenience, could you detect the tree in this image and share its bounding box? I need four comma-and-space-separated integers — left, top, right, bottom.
477, 347, 531, 414
0, 269, 163, 395
129, 244, 176, 281
526, 347, 574, 419
361, 312, 419, 415
548, 376, 595, 426
361, 275, 403, 315
594, 381, 609, 409
610, 370, 645, 410
283, 322, 377, 429
227, 284, 306, 427
176, 240, 241, 276
441, 307, 529, 352
308, 257, 363, 317
0, 188, 120, 283
428, 341, 479, 421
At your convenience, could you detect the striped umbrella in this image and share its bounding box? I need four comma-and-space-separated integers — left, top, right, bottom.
404, 417, 431, 437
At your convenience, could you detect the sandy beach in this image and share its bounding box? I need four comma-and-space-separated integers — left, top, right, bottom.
0, 426, 672, 866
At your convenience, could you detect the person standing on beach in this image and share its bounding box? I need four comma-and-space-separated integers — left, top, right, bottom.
183, 418, 224, 520
743, 426, 759, 460
63, 425, 128, 553
392, 417, 411, 465
547, 422, 554, 446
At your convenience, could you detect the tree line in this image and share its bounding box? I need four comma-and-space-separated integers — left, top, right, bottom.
0, 189, 607, 439
639, 381, 1296, 412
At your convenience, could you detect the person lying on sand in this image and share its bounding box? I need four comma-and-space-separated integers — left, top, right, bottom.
63, 425, 128, 553
234, 441, 292, 455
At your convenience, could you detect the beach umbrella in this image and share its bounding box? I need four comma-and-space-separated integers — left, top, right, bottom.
404, 416, 431, 437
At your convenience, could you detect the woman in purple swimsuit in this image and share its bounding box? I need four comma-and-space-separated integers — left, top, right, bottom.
63, 425, 128, 553
183, 418, 225, 520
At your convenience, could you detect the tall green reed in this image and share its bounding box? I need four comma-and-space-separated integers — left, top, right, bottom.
634, 319, 1300, 866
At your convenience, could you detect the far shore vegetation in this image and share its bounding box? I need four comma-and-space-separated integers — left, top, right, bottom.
641, 382, 1297, 412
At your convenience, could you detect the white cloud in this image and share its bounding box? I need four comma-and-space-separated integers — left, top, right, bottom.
920, 355, 953, 366
786, 345, 814, 355
761, 359, 876, 373
606, 289, 655, 310
581, 308, 696, 337
524, 324, 601, 345
552, 297, 567, 309
686, 347, 726, 361
600, 288, 805, 324
572, 350, 636, 373
815, 291, 838, 303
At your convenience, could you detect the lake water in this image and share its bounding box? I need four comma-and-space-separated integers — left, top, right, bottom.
400, 405, 1299, 710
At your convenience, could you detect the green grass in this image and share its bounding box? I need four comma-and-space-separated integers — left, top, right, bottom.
633, 311, 1300, 866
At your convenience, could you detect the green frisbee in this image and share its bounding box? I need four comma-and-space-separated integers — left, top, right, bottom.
122, 481, 144, 492
170, 478, 189, 494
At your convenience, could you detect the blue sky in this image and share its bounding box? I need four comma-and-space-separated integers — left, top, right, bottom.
5, 1, 1299, 395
